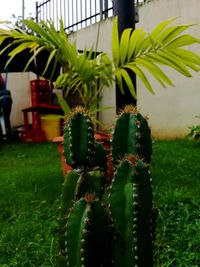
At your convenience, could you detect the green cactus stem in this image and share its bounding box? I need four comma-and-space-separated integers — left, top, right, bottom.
65, 194, 112, 267
134, 159, 153, 267
58, 106, 155, 267
58, 170, 80, 254
112, 105, 152, 165
63, 106, 95, 168
109, 156, 153, 267
93, 141, 108, 173
75, 169, 105, 200
109, 159, 136, 267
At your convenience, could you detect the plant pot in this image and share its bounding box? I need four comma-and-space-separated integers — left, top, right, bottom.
53, 132, 113, 178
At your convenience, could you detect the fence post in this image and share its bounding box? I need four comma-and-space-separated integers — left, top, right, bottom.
113, 0, 138, 109
100, 0, 103, 20
104, 0, 108, 18
35, 1, 39, 23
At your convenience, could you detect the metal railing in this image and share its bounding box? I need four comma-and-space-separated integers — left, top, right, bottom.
35, 0, 147, 33
36, 0, 113, 33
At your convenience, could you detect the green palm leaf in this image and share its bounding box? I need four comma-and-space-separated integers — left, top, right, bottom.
42, 49, 58, 75
117, 68, 137, 98
124, 64, 154, 94
0, 34, 12, 44
149, 17, 178, 40
5, 42, 32, 67
115, 70, 124, 95
119, 28, 132, 65
135, 57, 174, 87
171, 48, 200, 65
127, 28, 147, 60
156, 50, 192, 76
56, 93, 71, 116
164, 49, 200, 72
114, 17, 200, 99
24, 19, 59, 46
24, 46, 47, 71
166, 34, 200, 48
156, 25, 193, 46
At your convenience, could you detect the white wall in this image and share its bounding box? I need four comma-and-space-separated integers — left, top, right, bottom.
137, 0, 200, 138
2, 72, 37, 128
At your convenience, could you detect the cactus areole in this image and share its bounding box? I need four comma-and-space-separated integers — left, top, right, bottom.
57, 105, 154, 267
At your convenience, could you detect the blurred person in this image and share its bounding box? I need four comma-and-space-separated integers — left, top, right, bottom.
0, 74, 12, 139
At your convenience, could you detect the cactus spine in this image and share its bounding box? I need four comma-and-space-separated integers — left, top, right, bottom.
57, 105, 154, 267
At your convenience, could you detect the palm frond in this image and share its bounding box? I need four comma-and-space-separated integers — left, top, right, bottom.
117, 68, 137, 98
42, 49, 58, 76
125, 64, 154, 94
24, 46, 47, 71
5, 42, 33, 68
134, 57, 174, 87
113, 17, 200, 96
119, 28, 132, 65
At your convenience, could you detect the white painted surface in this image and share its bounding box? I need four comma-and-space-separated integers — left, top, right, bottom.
137, 0, 200, 138
2, 72, 37, 128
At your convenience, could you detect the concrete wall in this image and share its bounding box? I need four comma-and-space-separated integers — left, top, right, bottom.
137, 0, 200, 139
69, 0, 200, 138
1, 72, 37, 128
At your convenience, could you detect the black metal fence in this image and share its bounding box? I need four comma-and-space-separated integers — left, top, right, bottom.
36, 0, 113, 32
35, 0, 146, 33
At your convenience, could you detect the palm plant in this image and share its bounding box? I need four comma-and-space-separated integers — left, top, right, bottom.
0, 17, 200, 114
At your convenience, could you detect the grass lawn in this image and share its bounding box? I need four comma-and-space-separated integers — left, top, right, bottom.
0, 140, 200, 266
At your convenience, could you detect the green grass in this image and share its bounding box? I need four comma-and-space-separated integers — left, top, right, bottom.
0, 142, 63, 267
152, 140, 200, 267
0, 140, 200, 266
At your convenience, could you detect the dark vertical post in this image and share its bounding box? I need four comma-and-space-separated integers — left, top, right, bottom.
114, 0, 137, 110
100, 0, 103, 20
35, 2, 39, 23
104, 0, 108, 19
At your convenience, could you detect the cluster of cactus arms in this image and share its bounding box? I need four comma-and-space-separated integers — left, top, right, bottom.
57, 105, 154, 267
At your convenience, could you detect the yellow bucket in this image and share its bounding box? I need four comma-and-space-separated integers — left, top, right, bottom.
40, 115, 63, 141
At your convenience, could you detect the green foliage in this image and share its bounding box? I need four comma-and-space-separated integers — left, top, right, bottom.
112, 17, 200, 97
0, 17, 200, 112
58, 106, 153, 266
187, 125, 200, 140
187, 116, 200, 140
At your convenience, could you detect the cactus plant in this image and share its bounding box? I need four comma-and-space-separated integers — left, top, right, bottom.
57, 105, 154, 267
